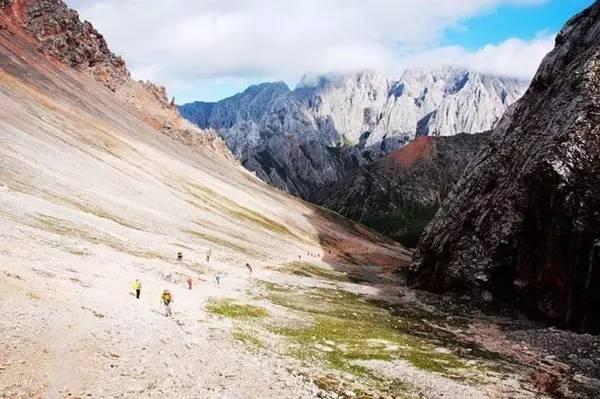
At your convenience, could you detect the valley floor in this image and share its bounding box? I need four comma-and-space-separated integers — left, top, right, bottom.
2, 216, 598, 399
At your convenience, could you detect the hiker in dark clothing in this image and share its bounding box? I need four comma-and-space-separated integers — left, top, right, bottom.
245, 263, 253, 274
177, 252, 183, 261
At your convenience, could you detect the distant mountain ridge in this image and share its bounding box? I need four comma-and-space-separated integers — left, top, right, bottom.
179, 68, 527, 198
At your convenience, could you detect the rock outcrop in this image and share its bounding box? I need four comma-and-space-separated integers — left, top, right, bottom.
0, 0, 232, 160
411, 2, 600, 333
318, 133, 491, 246
180, 69, 525, 198
20, 0, 128, 91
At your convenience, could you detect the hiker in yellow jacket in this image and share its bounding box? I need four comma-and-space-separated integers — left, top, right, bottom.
132, 279, 142, 299
161, 289, 173, 317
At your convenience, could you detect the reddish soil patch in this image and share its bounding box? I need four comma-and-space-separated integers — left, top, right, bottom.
387, 136, 433, 169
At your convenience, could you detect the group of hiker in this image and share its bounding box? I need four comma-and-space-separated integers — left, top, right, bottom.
131, 250, 253, 317
299, 251, 322, 261
131, 279, 174, 316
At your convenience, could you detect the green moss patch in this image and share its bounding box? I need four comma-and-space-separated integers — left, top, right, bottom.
205, 298, 268, 319
232, 328, 266, 350
262, 283, 478, 380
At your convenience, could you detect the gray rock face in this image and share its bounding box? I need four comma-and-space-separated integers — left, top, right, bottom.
179, 69, 526, 198
318, 133, 491, 246
411, 2, 600, 333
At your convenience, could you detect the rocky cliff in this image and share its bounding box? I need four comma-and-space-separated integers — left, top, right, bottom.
180, 69, 526, 198
319, 133, 491, 246
2, 0, 128, 91
0, 0, 231, 159
411, 2, 600, 333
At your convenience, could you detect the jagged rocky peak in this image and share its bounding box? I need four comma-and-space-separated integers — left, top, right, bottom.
411, 2, 600, 333
179, 81, 291, 129
179, 67, 527, 200
139, 80, 176, 110
1, 0, 129, 91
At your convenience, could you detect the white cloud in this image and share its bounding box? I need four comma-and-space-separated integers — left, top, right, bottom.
398, 33, 555, 79
65, 0, 552, 100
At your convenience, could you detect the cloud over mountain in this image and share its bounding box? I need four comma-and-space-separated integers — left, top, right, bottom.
66, 0, 552, 101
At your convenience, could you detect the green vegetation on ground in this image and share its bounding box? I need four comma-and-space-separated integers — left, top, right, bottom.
205, 298, 268, 319
363, 203, 439, 248
232, 328, 266, 350
263, 284, 471, 376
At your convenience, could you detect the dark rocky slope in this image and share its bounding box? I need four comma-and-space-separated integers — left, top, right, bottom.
319, 132, 491, 247
411, 2, 600, 333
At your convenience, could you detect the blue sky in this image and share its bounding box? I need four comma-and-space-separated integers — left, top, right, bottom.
443, 0, 593, 49
68, 0, 594, 103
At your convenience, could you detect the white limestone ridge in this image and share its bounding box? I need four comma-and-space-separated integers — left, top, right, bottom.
182, 67, 526, 147
179, 67, 528, 198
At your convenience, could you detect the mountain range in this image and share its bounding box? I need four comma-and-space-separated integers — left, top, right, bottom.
180, 68, 527, 199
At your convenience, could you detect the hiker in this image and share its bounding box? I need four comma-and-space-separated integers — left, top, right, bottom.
206, 249, 212, 263
215, 273, 221, 286
245, 263, 253, 274
132, 279, 142, 299
161, 289, 173, 317
177, 252, 183, 261
186, 276, 193, 290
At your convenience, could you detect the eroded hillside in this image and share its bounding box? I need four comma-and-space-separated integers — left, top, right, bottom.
1, 1, 598, 398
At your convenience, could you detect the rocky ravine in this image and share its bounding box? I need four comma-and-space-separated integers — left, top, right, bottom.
318, 132, 492, 247
411, 1, 600, 334
180, 69, 526, 199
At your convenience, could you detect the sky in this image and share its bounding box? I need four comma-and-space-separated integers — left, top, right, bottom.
66, 0, 594, 103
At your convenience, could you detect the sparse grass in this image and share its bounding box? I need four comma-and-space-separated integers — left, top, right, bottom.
37, 190, 143, 231
33, 214, 170, 262
183, 229, 262, 257
261, 283, 478, 380
186, 183, 293, 236
62, 247, 90, 256
230, 207, 291, 235
232, 328, 266, 350
26, 292, 40, 300
205, 298, 268, 319
280, 262, 350, 282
